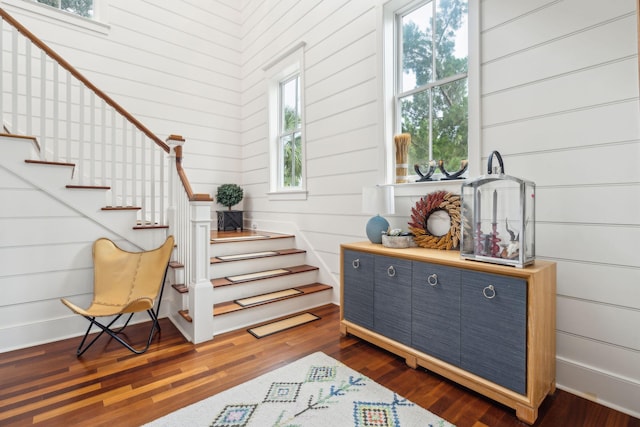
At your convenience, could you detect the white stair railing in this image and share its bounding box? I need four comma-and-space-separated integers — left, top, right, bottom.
1, 8, 215, 342
167, 135, 214, 343
0, 8, 169, 225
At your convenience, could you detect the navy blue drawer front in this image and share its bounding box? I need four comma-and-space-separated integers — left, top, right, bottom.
411, 262, 461, 366
342, 250, 374, 329
460, 270, 527, 395
373, 255, 412, 346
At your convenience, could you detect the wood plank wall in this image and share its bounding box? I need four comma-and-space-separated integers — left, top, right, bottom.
240, 0, 640, 418
0, 0, 243, 350
480, 0, 640, 417
0, 0, 638, 419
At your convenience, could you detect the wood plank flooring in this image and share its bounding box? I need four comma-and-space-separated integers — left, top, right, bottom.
1, 304, 638, 427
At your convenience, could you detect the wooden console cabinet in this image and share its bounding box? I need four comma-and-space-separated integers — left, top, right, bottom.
340, 242, 556, 424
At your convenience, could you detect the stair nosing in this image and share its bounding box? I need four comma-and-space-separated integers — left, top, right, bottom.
25, 159, 75, 167
65, 184, 110, 190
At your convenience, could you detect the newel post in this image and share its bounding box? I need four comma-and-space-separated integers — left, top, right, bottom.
189, 200, 214, 343
165, 135, 184, 234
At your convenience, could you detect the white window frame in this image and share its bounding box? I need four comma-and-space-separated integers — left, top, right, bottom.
3, 0, 110, 34
381, 0, 480, 185
265, 42, 308, 201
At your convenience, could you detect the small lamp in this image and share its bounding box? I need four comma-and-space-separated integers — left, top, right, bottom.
362, 185, 395, 244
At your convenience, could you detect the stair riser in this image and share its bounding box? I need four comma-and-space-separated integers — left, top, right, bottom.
169, 268, 184, 289
1, 135, 40, 161
166, 286, 189, 311
167, 311, 195, 342
24, 162, 75, 182
210, 237, 296, 257
212, 292, 333, 335
214, 270, 319, 302
5, 141, 167, 250
211, 253, 306, 278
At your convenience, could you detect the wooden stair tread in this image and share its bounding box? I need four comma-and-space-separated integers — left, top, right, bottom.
179, 283, 332, 321
66, 184, 110, 190
172, 284, 188, 293
132, 224, 169, 230
211, 264, 319, 288
102, 206, 142, 211
25, 159, 75, 167
210, 230, 294, 243
213, 283, 332, 316
211, 248, 305, 264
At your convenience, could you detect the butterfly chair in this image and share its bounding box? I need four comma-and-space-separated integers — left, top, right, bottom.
61, 235, 174, 357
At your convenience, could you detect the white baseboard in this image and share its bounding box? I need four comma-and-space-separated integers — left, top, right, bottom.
557, 356, 640, 419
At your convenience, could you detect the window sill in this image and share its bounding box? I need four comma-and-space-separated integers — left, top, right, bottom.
267, 190, 308, 201
384, 178, 466, 197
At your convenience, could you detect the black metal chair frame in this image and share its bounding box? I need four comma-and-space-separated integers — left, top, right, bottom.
74, 265, 169, 357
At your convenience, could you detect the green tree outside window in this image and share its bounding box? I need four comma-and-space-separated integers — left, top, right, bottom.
398, 0, 468, 173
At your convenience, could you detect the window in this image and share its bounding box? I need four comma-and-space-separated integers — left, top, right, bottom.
384, 0, 476, 182
6, 0, 108, 33
278, 74, 302, 188
265, 42, 307, 200
35, 0, 94, 18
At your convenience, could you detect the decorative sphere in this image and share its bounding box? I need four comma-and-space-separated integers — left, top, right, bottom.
366, 215, 389, 244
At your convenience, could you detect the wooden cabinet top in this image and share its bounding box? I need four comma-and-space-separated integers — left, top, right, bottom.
341, 241, 555, 280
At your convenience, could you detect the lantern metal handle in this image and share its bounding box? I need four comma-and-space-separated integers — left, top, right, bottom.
487, 150, 504, 175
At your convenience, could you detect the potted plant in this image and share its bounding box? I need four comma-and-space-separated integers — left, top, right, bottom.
215, 183, 244, 231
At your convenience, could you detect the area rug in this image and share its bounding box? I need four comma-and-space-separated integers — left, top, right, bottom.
144, 352, 454, 427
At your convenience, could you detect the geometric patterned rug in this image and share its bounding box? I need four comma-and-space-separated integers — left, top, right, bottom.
144, 352, 455, 427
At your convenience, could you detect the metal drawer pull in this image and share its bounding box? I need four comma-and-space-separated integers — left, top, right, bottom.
427, 274, 438, 286
352, 259, 360, 269
387, 266, 396, 277
483, 285, 496, 299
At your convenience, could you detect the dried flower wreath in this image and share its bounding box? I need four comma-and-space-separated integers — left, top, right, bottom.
408, 190, 461, 250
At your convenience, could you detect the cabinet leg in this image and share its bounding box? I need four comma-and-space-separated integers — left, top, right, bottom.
515, 403, 537, 425
339, 323, 347, 336
405, 355, 418, 369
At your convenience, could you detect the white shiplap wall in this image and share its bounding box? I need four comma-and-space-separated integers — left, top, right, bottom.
1, 0, 244, 195
240, 0, 640, 418
0, 0, 243, 351
239, 0, 382, 285
480, 0, 640, 417
0, 0, 638, 418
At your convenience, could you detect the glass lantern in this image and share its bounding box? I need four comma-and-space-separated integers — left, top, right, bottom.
460, 151, 535, 268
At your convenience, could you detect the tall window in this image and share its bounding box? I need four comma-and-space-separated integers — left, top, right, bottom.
265, 43, 306, 200
35, 0, 94, 18
278, 74, 302, 188
390, 0, 469, 177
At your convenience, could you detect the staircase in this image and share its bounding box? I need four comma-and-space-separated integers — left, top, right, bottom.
1, 134, 169, 251
167, 230, 333, 337
0, 8, 334, 350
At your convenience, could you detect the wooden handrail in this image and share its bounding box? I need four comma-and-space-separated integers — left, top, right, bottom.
0, 8, 169, 153
170, 135, 212, 202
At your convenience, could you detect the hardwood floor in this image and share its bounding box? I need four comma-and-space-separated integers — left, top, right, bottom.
1, 304, 638, 427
